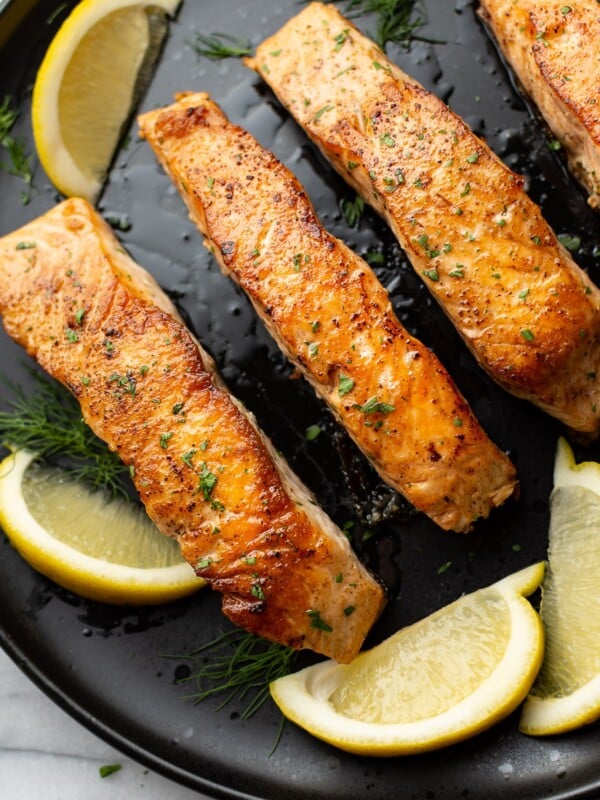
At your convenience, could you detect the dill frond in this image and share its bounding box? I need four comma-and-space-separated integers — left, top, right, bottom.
0, 370, 131, 499
327, 0, 427, 50
190, 32, 252, 61
178, 628, 298, 719
0, 96, 33, 204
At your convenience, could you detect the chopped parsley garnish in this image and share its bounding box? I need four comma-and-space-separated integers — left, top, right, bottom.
182, 449, 197, 467
307, 342, 319, 359
99, 764, 122, 779
15, 241, 36, 250
198, 462, 218, 500
343, 605, 356, 617
109, 372, 136, 397
341, 194, 364, 227
356, 396, 395, 414
365, 250, 385, 266
558, 233, 581, 252
520, 329, 535, 342
65, 328, 78, 343
160, 431, 173, 449
305, 424, 322, 441
338, 374, 355, 397
306, 609, 333, 632
333, 27, 350, 51
423, 268, 439, 281
380, 132, 396, 147
415, 233, 440, 259
437, 561, 452, 575
548, 138, 562, 151
466, 152, 479, 164
197, 557, 213, 569
251, 583, 266, 600
172, 402, 185, 415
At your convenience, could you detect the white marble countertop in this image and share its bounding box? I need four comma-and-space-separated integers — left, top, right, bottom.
0, 647, 213, 799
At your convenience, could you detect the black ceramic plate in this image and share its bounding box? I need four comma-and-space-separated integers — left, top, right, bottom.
1, 1, 599, 798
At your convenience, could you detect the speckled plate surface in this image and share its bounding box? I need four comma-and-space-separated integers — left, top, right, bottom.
0, 1, 599, 798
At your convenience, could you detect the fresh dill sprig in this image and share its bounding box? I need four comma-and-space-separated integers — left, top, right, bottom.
0, 96, 33, 204
177, 628, 297, 719
190, 32, 252, 61
0, 370, 131, 499
327, 0, 427, 50
341, 194, 365, 227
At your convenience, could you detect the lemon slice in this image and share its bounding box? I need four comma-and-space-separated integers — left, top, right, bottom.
32, 0, 180, 202
270, 563, 544, 755
0, 449, 204, 605
520, 438, 600, 735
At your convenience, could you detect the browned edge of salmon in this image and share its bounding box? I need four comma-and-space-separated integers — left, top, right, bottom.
0, 198, 386, 662
138, 92, 517, 533
479, 0, 600, 209
248, 1, 600, 439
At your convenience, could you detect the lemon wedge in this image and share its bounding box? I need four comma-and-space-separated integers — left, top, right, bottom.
270, 563, 544, 755
0, 449, 204, 604
520, 438, 600, 735
32, 0, 180, 202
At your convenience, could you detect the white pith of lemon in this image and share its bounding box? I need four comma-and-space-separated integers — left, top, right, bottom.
0, 449, 204, 605
32, 0, 180, 202
520, 438, 600, 736
270, 563, 544, 756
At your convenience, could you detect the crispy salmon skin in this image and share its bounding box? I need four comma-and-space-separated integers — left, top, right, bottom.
479, 0, 600, 209
138, 93, 517, 533
249, 2, 600, 438
0, 198, 386, 662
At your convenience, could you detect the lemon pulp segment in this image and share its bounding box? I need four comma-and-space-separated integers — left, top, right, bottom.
520, 438, 600, 735
330, 588, 511, 723
32, 0, 180, 201
0, 449, 203, 605
58, 7, 150, 185
22, 459, 183, 567
271, 563, 544, 755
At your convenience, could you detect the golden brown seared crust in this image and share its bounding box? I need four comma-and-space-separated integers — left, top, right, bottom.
479, 0, 600, 208
0, 198, 385, 663
139, 93, 516, 533
249, 2, 600, 438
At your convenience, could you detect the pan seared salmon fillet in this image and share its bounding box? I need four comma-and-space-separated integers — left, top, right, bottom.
138, 93, 516, 533
479, 0, 600, 209
0, 198, 386, 663
249, 2, 600, 438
